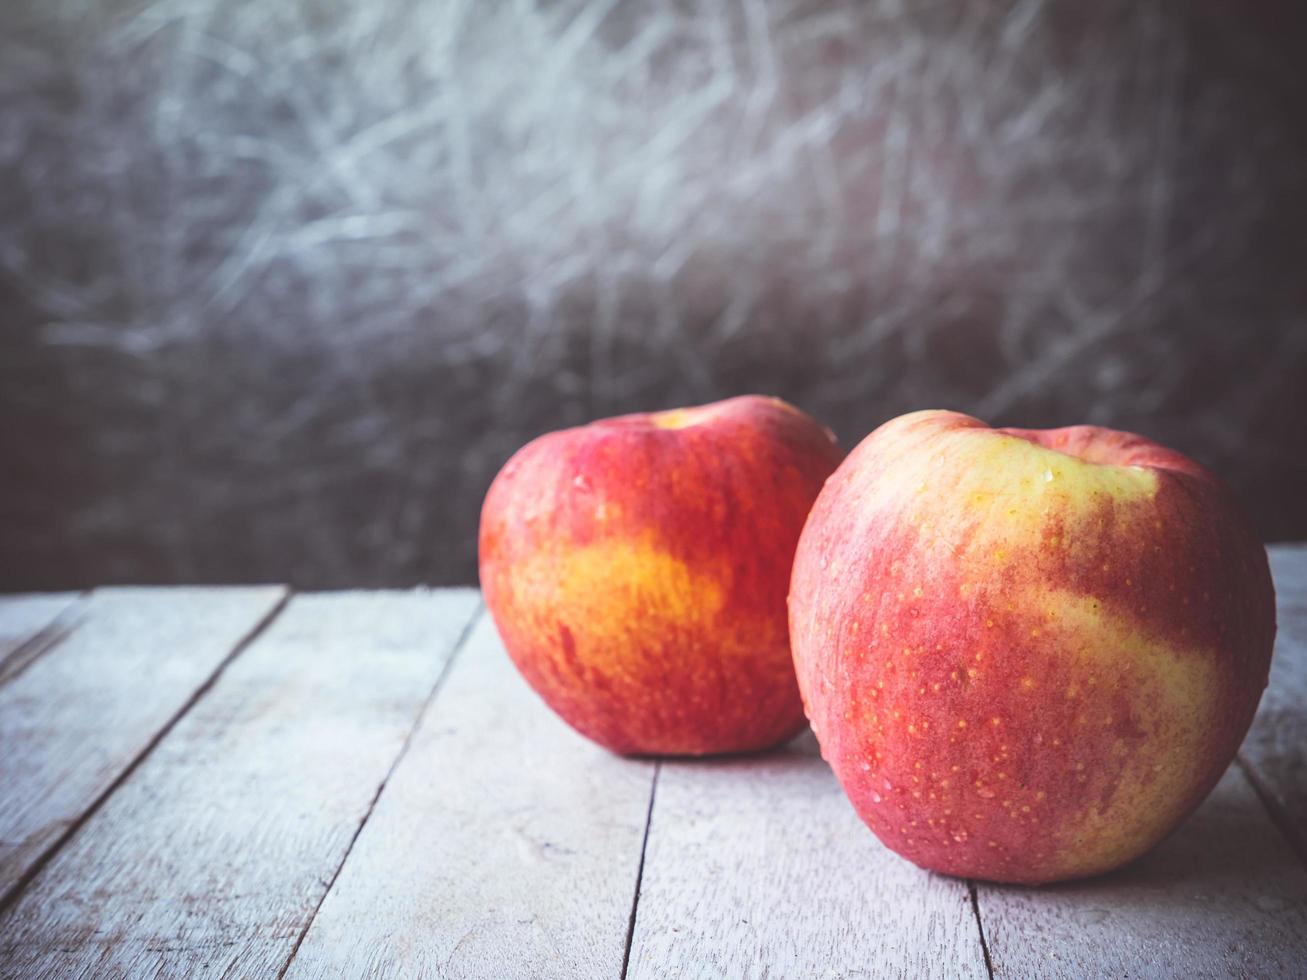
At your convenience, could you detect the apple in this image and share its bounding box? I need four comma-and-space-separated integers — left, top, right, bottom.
788, 410, 1276, 884
480, 395, 844, 756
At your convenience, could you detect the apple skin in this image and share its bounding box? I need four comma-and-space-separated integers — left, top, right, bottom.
789, 410, 1276, 884
480, 395, 844, 756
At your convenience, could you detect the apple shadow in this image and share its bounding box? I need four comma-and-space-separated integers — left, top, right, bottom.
667, 740, 1301, 903
623, 725, 823, 767
978, 763, 1305, 908
966, 764, 1307, 976
642, 725, 825, 772
649, 736, 1304, 925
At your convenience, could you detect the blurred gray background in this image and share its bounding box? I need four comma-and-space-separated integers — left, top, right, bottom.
2, 0, 1305, 590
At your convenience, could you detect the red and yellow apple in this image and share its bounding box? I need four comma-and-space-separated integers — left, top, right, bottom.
480, 395, 843, 756
789, 410, 1276, 884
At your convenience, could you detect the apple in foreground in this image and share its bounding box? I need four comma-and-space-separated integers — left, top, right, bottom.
480, 395, 844, 756
789, 410, 1276, 884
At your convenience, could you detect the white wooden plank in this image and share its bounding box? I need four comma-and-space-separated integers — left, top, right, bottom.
0, 588, 480, 980
626, 732, 988, 980
0, 592, 80, 654
283, 612, 657, 980
977, 764, 1307, 978
0, 592, 83, 684
1239, 543, 1307, 859
0, 586, 285, 903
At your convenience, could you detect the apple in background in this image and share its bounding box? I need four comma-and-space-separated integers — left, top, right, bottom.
480, 395, 844, 756
789, 410, 1276, 884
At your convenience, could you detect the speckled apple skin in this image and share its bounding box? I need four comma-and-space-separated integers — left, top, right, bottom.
480, 395, 843, 756
789, 410, 1276, 884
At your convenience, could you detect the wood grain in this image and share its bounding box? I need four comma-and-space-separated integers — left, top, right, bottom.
284, 613, 657, 980
0, 550, 1301, 977
1239, 544, 1307, 861
0, 589, 479, 980
0, 586, 285, 903
625, 732, 988, 980
0, 592, 82, 685
977, 764, 1307, 978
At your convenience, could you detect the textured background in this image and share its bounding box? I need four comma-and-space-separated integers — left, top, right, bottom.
2, 0, 1305, 589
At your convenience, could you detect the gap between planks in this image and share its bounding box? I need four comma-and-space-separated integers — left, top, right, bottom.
0, 588, 483, 979
275, 601, 485, 980
0, 591, 86, 688
620, 761, 661, 980
0, 587, 292, 913
623, 734, 989, 980
1234, 754, 1307, 871
1235, 543, 1307, 868
279, 611, 657, 980
967, 881, 995, 980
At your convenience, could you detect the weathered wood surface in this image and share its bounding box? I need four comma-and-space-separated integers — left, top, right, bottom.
626, 732, 988, 980
1239, 544, 1307, 861
0, 592, 81, 656
285, 613, 657, 980
0, 592, 82, 685
976, 765, 1307, 979
0, 544, 1303, 979
0, 589, 479, 980
0, 587, 285, 904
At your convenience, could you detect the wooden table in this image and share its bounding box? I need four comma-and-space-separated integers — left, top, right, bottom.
1, 547, 1304, 979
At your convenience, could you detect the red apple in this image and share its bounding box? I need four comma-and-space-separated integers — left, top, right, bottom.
789, 410, 1276, 884
480, 395, 843, 755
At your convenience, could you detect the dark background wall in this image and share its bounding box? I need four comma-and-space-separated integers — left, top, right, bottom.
2, 0, 1305, 590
